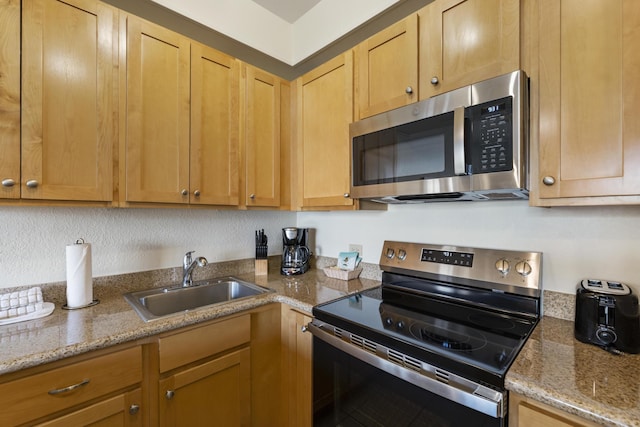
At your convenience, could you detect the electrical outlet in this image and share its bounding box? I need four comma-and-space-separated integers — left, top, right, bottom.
349, 244, 363, 257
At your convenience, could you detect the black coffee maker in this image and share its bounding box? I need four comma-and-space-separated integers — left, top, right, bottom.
281, 227, 311, 275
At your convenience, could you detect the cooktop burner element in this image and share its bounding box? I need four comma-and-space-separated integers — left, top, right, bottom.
415, 324, 484, 351
312, 241, 542, 389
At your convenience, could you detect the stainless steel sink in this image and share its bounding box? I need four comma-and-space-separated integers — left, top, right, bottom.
124, 277, 273, 322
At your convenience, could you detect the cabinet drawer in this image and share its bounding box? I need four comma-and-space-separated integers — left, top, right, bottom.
0, 346, 142, 426
159, 314, 250, 373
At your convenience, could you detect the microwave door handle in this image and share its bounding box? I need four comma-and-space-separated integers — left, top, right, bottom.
453, 106, 466, 175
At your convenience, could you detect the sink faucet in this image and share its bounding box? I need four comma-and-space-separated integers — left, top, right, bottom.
182, 251, 208, 287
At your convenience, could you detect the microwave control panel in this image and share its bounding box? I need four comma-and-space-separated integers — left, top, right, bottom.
469, 96, 513, 174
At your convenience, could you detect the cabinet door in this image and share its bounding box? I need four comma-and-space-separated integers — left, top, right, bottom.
509, 392, 602, 427
534, 0, 640, 203
21, 0, 117, 201
243, 65, 281, 207
297, 52, 355, 209
0, 0, 20, 199
36, 389, 142, 427
0, 346, 142, 426
282, 307, 312, 427
125, 16, 190, 204
191, 43, 240, 206
419, 0, 520, 99
159, 347, 251, 427
356, 14, 418, 119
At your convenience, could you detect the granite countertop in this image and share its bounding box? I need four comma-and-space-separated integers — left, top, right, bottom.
0, 268, 380, 375
506, 315, 640, 427
2, 266, 638, 427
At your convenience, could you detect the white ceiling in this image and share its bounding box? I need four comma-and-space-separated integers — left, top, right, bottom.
150, 0, 400, 65
251, 0, 322, 23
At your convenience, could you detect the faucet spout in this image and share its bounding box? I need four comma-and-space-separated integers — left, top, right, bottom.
182, 251, 208, 287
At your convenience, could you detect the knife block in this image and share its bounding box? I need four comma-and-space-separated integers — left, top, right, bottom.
255, 259, 268, 276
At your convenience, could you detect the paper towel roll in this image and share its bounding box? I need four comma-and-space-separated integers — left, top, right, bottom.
66, 239, 93, 308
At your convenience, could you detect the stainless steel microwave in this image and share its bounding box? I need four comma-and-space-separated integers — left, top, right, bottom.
349, 70, 529, 203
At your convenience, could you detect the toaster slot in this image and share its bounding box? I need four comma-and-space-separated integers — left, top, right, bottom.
598, 296, 616, 327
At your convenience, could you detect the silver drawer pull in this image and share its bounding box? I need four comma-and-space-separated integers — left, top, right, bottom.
26, 180, 39, 188
1, 179, 15, 187
48, 378, 90, 395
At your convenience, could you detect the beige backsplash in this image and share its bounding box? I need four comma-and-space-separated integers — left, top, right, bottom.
4, 255, 575, 321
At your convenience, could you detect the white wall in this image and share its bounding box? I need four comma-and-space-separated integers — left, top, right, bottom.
0, 207, 295, 288
3, 203, 640, 295
150, 0, 399, 65
297, 202, 640, 294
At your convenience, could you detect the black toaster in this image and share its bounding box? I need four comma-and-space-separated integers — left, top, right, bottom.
575, 279, 640, 353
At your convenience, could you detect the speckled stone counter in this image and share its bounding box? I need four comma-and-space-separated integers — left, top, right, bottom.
3, 262, 638, 427
506, 316, 640, 427
0, 265, 380, 375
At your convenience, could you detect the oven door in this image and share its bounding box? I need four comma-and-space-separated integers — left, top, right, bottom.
310, 323, 506, 427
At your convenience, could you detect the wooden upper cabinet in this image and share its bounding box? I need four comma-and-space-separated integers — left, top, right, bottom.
125, 16, 190, 204
533, 0, 640, 204
243, 64, 281, 207
297, 52, 355, 209
355, 14, 418, 119
190, 43, 240, 206
0, 0, 20, 199
419, 0, 520, 99
21, 0, 117, 201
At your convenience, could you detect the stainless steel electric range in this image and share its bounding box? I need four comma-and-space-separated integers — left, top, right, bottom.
309, 241, 542, 427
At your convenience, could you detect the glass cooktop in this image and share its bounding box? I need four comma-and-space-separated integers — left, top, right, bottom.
312, 286, 538, 388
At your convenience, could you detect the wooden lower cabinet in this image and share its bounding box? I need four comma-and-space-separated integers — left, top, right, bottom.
0, 345, 143, 426
155, 314, 252, 426
158, 348, 251, 426
0, 304, 307, 426
155, 304, 286, 426
509, 392, 602, 427
37, 389, 142, 427
281, 306, 312, 427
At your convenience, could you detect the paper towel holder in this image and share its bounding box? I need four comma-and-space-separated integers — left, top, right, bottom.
62, 299, 99, 310
63, 238, 99, 310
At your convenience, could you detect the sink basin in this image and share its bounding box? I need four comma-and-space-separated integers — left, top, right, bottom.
124, 277, 273, 322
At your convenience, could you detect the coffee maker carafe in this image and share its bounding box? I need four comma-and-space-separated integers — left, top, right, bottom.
281, 227, 311, 275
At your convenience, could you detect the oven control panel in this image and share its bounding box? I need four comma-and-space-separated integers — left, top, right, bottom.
380, 241, 542, 297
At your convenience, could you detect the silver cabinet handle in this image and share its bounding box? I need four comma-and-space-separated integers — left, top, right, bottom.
405, 86, 413, 94
542, 176, 556, 186
166, 390, 175, 400
249, 194, 256, 200
193, 190, 201, 197
1, 179, 15, 187
343, 193, 350, 198
129, 404, 140, 415
48, 378, 90, 395
26, 180, 39, 188
181, 189, 188, 196
430, 76, 439, 85
301, 325, 309, 333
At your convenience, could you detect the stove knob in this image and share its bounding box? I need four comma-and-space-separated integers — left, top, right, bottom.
384, 317, 394, 327
396, 321, 405, 330
386, 248, 395, 259
397, 249, 407, 261
495, 259, 510, 275
515, 261, 533, 277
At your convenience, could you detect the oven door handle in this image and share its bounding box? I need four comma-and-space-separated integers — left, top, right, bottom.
308, 322, 506, 419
